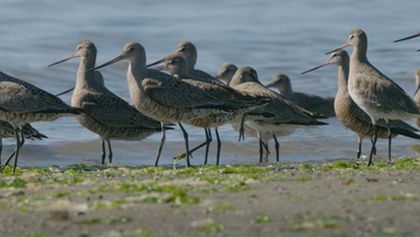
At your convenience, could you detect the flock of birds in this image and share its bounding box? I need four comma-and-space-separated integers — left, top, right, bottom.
0, 28, 420, 173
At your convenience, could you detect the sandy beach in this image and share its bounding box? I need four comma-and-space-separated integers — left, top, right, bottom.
0, 157, 419, 237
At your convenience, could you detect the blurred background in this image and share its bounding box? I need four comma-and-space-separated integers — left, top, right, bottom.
0, 0, 419, 166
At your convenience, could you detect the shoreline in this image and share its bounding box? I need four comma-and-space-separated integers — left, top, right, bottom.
0, 157, 419, 237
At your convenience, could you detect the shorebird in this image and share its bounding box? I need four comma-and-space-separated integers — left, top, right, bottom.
0, 122, 47, 166
215, 63, 238, 85
49, 40, 167, 165
0, 70, 81, 173
266, 73, 335, 117
91, 42, 269, 167
147, 41, 220, 84
216, 63, 295, 161
229, 66, 327, 162
328, 28, 420, 166
302, 50, 420, 160
153, 54, 269, 164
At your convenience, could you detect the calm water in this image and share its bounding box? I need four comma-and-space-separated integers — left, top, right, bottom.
1, 0, 420, 166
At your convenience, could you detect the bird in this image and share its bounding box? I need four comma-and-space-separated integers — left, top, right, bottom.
147, 41, 221, 84
302, 50, 420, 160
266, 73, 335, 117
48, 40, 168, 165
153, 53, 269, 165
0, 70, 81, 173
229, 66, 327, 162
328, 28, 420, 166
216, 63, 296, 161
215, 63, 238, 85
91, 42, 269, 167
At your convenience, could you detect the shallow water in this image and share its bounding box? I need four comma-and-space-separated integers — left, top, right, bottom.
1, 0, 420, 166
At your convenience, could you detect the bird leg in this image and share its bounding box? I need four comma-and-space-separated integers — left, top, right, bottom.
178, 123, 191, 167
101, 139, 106, 165
356, 136, 362, 159
368, 124, 378, 166
0, 139, 2, 166
272, 134, 280, 162
107, 140, 113, 164
215, 127, 221, 166
203, 128, 211, 165
386, 120, 392, 165
154, 122, 166, 167
238, 113, 247, 141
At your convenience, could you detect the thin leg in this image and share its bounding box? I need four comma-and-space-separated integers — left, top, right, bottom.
178, 123, 191, 167
370, 136, 377, 156
203, 128, 211, 165
107, 140, 113, 164
154, 122, 166, 167
1, 133, 25, 171
368, 125, 377, 166
12, 128, 22, 174
356, 136, 362, 159
101, 139, 106, 165
239, 114, 247, 141
215, 127, 221, 166
386, 120, 392, 164
273, 134, 280, 162
259, 138, 264, 163
0, 138, 3, 166
262, 141, 270, 154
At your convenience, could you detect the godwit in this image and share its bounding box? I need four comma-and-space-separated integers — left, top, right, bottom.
215, 63, 238, 85
49, 40, 166, 165
147, 41, 220, 84
216, 63, 295, 161
0, 70, 81, 173
266, 73, 335, 117
328, 28, 420, 166
0, 122, 46, 166
154, 54, 269, 165
91, 42, 269, 167
229, 66, 327, 162
302, 50, 420, 160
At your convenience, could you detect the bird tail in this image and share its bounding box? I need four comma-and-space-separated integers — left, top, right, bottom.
391, 127, 420, 140
21, 124, 48, 140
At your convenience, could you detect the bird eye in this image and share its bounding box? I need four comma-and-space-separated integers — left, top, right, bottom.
179, 47, 185, 52
128, 48, 134, 52
349, 34, 354, 40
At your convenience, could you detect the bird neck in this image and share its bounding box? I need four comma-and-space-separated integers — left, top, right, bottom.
350, 43, 368, 65
337, 62, 349, 95
75, 55, 97, 90
127, 59, 145, 104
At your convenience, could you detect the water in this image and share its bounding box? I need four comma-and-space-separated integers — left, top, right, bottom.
0, 0, 419, 167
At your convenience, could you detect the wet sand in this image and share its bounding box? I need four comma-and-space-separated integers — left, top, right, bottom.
0, 157, 419, 237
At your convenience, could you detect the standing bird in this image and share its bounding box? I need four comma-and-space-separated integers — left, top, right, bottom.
328, 28, 420, 166
229, 67, 327, 162
266, 73, 335, 117
91, 42, 269, 167
216, 63, 296, 161
154, 54, 268, 164
302, 50, 420, 160
0, 70, 81, 173
49, 40, 167, 165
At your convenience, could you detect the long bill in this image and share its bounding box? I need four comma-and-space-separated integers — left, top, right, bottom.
394, 32, 420, 43
48, 53, 78, 67
301, 62, 331, 75
415, 83, 420, 96
326, 43, 350, 55
88, 55, 124, 72
145, 57, 165, 68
